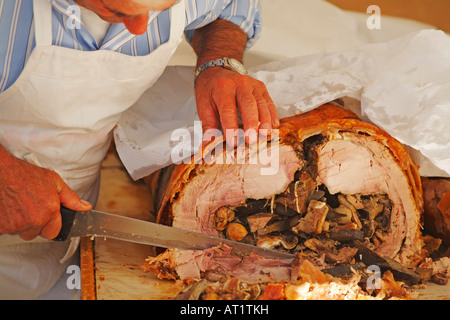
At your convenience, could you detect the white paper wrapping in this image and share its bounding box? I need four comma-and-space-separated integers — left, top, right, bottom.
115, 30, 450, 180
114, 66, 200, 179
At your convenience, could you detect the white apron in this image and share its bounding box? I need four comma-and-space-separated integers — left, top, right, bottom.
0, 0, 185, 299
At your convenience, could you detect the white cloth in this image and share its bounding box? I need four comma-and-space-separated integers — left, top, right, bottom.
0, 0, 185, 299
79, 6, 111, 45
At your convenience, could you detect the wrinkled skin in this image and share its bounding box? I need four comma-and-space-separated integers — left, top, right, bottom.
0, 148, 92, 240
195, 67, 279, 146
191, 18, 279, 146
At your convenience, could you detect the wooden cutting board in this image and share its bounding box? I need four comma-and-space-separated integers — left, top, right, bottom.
80, 148, 184, 300
83, 238, 184, 300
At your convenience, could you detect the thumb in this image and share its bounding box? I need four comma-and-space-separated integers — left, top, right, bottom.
54, 174, 92, 212
40, 173, 92, 240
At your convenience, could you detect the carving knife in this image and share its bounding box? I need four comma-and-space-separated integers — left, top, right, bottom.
54, 207, 295, 261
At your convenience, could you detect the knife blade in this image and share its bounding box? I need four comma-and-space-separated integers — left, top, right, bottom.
54, 207, 295, 261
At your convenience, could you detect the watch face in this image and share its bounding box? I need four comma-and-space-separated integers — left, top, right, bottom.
229, 58, 248, 75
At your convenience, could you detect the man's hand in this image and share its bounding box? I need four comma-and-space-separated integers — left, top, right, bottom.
0, 147, 92, 240
195, 67, 279, 146
192, 19, 279, 145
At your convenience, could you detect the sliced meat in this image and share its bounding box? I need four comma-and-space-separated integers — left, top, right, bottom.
145, 104, 427, 290
142, 244, 292, 283
316, 134, 420, 262
156, 142, 303, 236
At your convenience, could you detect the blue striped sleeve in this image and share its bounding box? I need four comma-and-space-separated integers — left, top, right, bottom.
184, 0, 262, 49
0, 0, 34, 92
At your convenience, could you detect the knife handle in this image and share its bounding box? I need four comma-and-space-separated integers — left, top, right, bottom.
53, 206, 76, 241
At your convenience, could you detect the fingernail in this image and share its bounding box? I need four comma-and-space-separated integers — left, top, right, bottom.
80, 199, 91, 207
246, 129, 258, 145
273, 118, 280, 127
259, 123, 271, 137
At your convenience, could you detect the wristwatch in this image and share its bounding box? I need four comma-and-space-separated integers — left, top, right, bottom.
194, 57, 248, 80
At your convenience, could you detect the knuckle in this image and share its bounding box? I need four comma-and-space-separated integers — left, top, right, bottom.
240, 99, 257, 108
219, 104, 237, 114
23, 204, 57, 230
255, 96, 268, 106
26, 214, 46, 228
246, 122, 260, 131
254, 78, 267, 88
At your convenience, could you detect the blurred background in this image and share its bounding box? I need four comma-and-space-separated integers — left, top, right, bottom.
327, 0, 450, 33
170, 0, 449, 68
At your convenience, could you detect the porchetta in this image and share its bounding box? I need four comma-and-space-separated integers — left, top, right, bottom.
141, 104, 447, 299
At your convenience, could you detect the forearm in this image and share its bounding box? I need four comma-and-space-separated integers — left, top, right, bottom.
191, 19, 248, 68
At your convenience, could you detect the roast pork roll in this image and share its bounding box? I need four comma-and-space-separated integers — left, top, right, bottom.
151, 104, 425, 270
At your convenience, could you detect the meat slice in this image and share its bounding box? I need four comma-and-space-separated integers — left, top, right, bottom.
144, 104, 428, 292
142, 244, 292, 283
156, 142, 303, 236
316, 132, 421, 263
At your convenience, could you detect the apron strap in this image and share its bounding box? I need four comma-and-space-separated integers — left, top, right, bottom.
168, 0, 186, 45
33, 0, 53, 47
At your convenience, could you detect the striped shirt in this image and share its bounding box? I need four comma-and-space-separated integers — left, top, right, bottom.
0, 0, 261, 93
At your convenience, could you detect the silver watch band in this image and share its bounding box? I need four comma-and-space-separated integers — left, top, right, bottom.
194, 57, 248, 81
